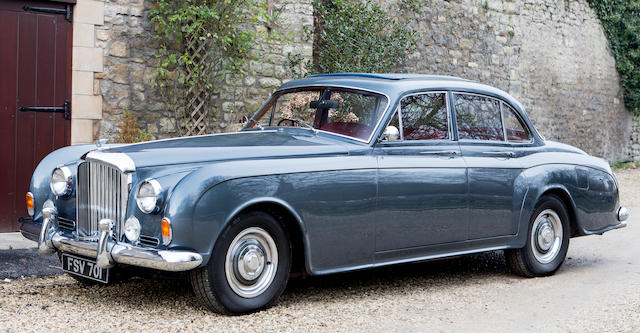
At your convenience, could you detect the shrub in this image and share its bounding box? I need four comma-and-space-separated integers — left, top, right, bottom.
287, 0, 418, 75
115, 111, 154, 143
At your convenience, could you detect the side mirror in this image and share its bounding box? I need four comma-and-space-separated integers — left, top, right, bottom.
241, 116, 249, 126
382, 125, 400, 142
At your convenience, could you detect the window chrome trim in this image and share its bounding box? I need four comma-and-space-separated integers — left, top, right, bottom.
394, 90, 452, 143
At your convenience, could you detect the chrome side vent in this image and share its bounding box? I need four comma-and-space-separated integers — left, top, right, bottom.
58, 217, 76, 231
139, 235, 160, 247
76, 161, 129, 238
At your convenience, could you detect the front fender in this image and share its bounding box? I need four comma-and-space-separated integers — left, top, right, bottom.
29, 144, 99, 221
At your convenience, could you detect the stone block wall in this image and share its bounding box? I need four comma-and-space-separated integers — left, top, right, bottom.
396, 0, 632, 162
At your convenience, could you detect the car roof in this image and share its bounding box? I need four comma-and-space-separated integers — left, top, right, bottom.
277, 73, 525, 112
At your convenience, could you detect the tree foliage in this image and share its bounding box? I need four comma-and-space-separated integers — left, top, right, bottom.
288, 0, 418, 76
587, 0, 640, 115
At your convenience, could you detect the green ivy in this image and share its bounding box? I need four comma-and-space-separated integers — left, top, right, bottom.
287, 0, 418, 76
148, 0, 281, 133
587, 0, 640, 115
149, 0, 275, 86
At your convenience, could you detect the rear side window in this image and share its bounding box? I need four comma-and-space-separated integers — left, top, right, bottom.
400, 92, 449, 140
502, 103, 531, 142
453, 93, 503, 141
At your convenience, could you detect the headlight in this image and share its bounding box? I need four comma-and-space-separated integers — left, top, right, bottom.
124, 217, 141, 242
136, 179, 162, 214
50, 166, 72, 197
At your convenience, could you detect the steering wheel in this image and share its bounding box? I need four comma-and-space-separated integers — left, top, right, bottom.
277, 118, 310, 128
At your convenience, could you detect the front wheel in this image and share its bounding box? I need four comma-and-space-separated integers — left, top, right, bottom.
190, 211, 291, 314
506, 195, 570, 277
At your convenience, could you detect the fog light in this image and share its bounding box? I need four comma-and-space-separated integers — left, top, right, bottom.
26, 192, 34, 216
161, 217, 172, 245
124, 217, 141, 243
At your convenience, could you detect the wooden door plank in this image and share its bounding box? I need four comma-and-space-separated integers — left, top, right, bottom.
0, 12, 19, 232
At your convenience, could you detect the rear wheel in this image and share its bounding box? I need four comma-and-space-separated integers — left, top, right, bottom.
506, 195, 570, 277
190, 211, 291, 314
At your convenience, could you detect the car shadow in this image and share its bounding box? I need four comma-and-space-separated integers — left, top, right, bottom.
50, 249, 599, 314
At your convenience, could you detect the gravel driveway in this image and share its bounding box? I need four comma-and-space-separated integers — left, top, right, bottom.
1, 169, 638, 332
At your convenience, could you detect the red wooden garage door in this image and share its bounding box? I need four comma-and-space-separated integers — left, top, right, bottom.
0, 1, 73, 232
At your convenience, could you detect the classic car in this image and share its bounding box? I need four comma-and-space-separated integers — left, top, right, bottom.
21, 73, 629, 314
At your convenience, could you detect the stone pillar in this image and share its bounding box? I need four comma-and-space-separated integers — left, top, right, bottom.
71, 0, 105, 145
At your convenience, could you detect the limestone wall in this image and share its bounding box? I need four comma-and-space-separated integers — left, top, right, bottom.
399, 0, 632, 162
89, 0, 633, 162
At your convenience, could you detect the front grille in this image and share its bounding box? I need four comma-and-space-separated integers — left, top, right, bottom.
58, 217, 75, 231
76, 161, 129, 237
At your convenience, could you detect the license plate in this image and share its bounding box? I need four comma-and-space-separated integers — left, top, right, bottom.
62, 253, 109, 283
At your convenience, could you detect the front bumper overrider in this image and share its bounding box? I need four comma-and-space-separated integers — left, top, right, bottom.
27, 208, 202, 272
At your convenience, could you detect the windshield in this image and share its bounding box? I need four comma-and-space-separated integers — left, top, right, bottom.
246, 87, 389, 141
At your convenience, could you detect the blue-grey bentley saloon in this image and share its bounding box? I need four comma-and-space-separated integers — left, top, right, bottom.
21, 73, 629, 314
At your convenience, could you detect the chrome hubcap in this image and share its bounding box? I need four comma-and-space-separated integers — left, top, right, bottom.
531, 209, 563, 264
225, 227, 278, 298
237, 244, 265, 280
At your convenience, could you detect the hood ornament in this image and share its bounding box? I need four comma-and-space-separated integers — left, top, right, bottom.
94, 139, 108, 148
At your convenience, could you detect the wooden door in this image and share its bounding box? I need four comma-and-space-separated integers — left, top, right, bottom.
0, 0, 73, 232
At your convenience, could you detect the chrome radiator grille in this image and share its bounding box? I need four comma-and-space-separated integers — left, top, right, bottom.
76, 161, 128, 237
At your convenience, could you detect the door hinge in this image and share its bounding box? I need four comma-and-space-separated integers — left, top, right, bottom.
23, 4, 73, 22
20, 99, 71, 120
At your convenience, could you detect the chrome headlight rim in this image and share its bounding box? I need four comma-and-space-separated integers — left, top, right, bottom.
136, 179, 162, 214
50, 166, 73, 197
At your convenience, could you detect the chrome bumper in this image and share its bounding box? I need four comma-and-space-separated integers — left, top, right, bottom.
36, 209, 202, 272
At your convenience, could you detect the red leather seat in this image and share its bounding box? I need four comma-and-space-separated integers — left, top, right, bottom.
320, 122, 371, 140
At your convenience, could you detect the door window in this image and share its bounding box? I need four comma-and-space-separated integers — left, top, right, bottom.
399, 92, 449, 140
454, 93, 504, 141
502, 103, 531, 142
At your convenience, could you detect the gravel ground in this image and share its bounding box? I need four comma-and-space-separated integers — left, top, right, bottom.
1, 169, 638, 332
0, 248, 61, 280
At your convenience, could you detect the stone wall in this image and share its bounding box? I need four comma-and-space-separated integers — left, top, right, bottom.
397, 0, 632, 162
90, 0, 633, 162
94, 0, 313, 140
631, 114, 640, 162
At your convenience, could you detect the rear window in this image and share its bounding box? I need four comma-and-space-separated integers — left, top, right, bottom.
454, 93, 504, 141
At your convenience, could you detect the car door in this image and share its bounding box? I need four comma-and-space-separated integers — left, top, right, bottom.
375, 91, 468, 254
452, 92, 526, 239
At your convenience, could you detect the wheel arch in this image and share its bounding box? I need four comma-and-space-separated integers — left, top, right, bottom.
536, 187, 579, 237
224, 198, 310, 275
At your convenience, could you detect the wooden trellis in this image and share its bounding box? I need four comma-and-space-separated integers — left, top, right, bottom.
183, 30, 211, 136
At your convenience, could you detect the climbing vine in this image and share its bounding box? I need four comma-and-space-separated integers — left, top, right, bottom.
587, 0, 640, 115
149, 0, 279, 134
287, 0, 418, 76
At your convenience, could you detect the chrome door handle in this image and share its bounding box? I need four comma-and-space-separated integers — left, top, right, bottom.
419, 150, 460, 155
482, 151, 515, 158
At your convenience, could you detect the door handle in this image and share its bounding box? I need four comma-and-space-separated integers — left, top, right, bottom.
419, 150, 460, 155
482, 151, 515, 158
